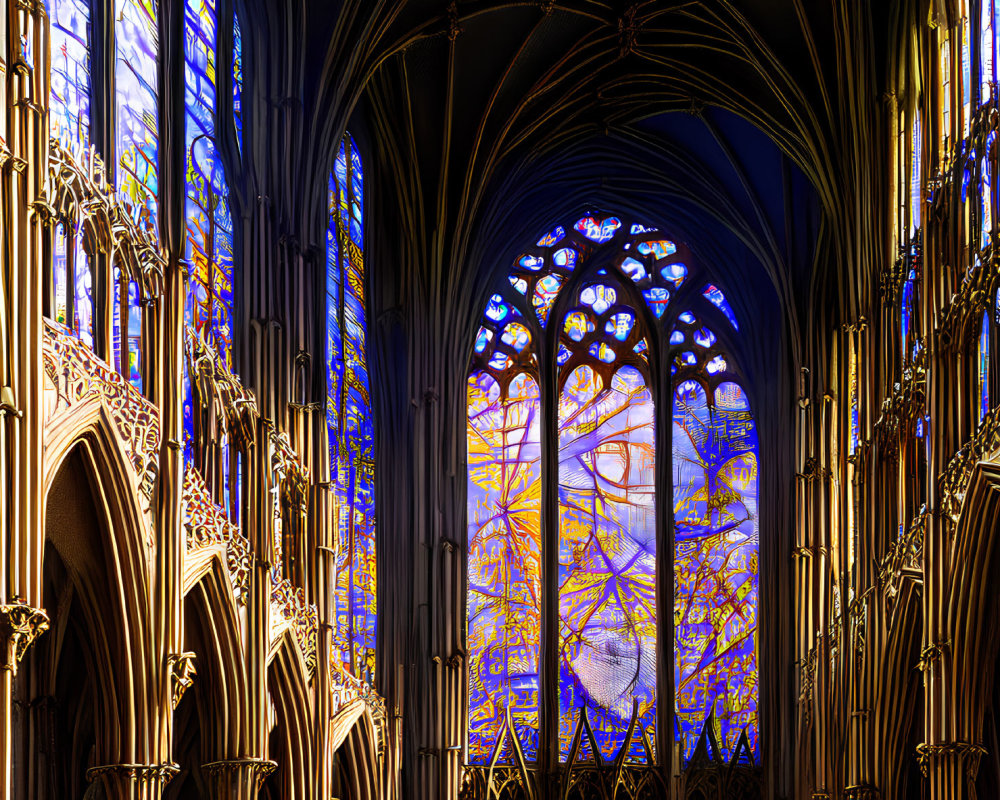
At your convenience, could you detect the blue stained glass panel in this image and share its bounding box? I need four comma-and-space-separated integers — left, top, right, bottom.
53, 224, 69, 326
329, 135, 377, 682
115, 0, 159, 237
702, 285, 739, 330
467, 371, 542, 764
233, 12, 243, 151
184, 0, 235, 369
980, 311, 990, 423
558, 366, 656, 763
673, 380, 758, 763
48, 0, 91, 151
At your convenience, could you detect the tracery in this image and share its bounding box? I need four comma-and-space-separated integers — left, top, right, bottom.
466, 213, 759, 776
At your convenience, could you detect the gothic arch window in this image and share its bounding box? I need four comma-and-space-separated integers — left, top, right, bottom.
327, 132, 377, 683
466, 214, 759, 773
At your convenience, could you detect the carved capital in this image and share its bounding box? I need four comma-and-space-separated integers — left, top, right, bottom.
168, 652, 197, 709
917, 640, 950, 672
0, 603, 49, 674
202, 758, 278, 787
844, 785, 881, 800
86, 763, 180, 785
916, 742, 987, 778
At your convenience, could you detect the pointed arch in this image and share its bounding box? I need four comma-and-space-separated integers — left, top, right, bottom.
182, 552, 252, 759
265, 632, 314, 800
30, 423, 160, 782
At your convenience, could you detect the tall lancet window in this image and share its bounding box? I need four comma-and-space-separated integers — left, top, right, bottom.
983, 0, 997, 103
115, 0, 160, 236
46, 0, 94, 346
327, 133, 377, 682
48, 0, 91, 151
466, 215, 760, 777
980, 310, 991, 424
184, 0, 235, 366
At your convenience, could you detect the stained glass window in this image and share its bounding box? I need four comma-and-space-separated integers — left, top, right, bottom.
703, 284, 739, 330
184, 0, 235, 367
233, 11, 243, 152
980, 310, 990, 423
48, 0, 91, 151
673, 378, 758, 761
901, 268, 916, 359
75, 254, 94, 348
112, 269, 144, 390
328, 134, 377, 682
963, 0, 973, 137
115, 0, 159, 237
849, 341, 860, 455
558, 364, 656, 761
983, 0, 996, 102
910, 109, 922, 236
467, 371, 542, 763
941, 35, 952, 159
984, 134, 995, 249
466, 214, 759, 772
53, 224, 69, 326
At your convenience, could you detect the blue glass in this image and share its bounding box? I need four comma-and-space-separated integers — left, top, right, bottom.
48, 0, 91, 151
115, 0, 160, 237
329, 134, 377, 682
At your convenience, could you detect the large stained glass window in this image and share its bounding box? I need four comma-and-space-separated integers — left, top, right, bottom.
48, 0, 91, 151
184, 0, 235, 367
115, 0, 159, 236
466, 214, 760, 773
327, 133, 377, 682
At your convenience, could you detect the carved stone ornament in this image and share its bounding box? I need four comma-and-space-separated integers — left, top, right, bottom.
202, 758, 278, 787
168, 652, 197, 709
915, 742, 987, 778
0, 603, 49, 674
843, 785, 882, 800
86, 763, 180, 784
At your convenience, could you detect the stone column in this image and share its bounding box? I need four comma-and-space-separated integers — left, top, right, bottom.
0, 602, 47, 800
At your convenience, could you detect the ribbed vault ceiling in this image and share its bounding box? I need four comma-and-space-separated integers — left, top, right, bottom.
284, 0, 891, 381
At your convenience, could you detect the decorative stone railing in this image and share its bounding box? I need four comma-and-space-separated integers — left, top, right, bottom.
42, 320, 161, 499
878, 507, 927, 592
47, 138, 164, 302
872, 354, 926, 451
939, 405, 1000, 521
330, 656, 387, 751
182, 468, 252, 602
937, 254, 999, 351
270, 570, 319, 674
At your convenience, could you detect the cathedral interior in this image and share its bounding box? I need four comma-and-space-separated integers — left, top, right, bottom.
3, 0, 999, 798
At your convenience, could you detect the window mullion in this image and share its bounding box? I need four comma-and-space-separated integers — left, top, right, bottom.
656, 323, 675, 781
538, 323, 561, 777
